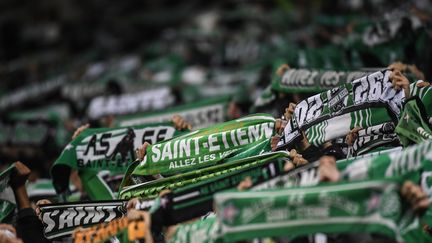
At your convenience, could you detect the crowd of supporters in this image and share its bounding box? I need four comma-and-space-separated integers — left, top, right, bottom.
1, 1, 432, 242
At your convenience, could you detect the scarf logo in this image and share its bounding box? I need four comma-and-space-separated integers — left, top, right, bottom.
107, 128, 136, 162
379, 190, 400, 218
328, 87, 349, 115
382, 123, 395, 133
76, 126, 175, 169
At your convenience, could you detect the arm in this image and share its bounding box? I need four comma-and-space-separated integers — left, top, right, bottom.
9, 162, 31, 210
10, 162, 49, 243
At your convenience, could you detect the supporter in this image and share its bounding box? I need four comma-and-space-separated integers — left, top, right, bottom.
1, 2, 432, 243
54, 115, 192, 200
345, 75, 431, 150
8, 162, 49, 243
319, 155, 430, 238
388, 62, 426, 81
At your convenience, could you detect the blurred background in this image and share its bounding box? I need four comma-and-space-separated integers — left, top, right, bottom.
0, 0, 431, 182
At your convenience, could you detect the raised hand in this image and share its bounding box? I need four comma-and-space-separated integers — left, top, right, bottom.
126, 198, 141, 210
346, 127, 362, 146
284, 103, 297, 121
72, 123, 90, 140
390, 70, 410, 98
237, 176, 253, 191
172, 115, 192, 131
10, 162, 30, 189
136, 142, 150, 160
284, 149, 308, 172
318, 156, 340, 182
401, 181, 429, 213
276, 64, 290, 77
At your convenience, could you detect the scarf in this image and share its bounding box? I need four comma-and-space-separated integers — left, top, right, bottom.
214, 179, 428, 242
119, 148, 285, 199
0, 199, 15, 223
169, 214, 220, 243
87, 87, 175, 119
278, 69, 405, 149
40, 200, 127, 240
51, 122, 187, 200
396, 97, 432, 146
130, 114, 275, 178
349, 122, 400, 156
115, 96, 229, 130
272, 68, 370, 93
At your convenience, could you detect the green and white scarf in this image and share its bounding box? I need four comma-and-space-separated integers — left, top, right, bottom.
0, 200, 15, 223
119, 145, 284, 199
251, 86, 276, 112
272, 68, 370, 93
261, 140, 432, 195
215, 179, 428, 242
87, 87, 175, 119
0, 76, 66, 111
350, 122, 400, 156
51, 122, 187, 200
278, 69, 405, 149
4, 103, 72, 147
115, 97, 229, 130
169, 214, 221, 243
252, 68, 373, 113
0, 164, 16, 223
167, 149, 414, 243
158, 142, 432, 242
348, 83, 432, 155
0, 120, 51, 147
251, 147, 400, 193
410, 81, 432, 119
340, 141, 432, 236
130, 114, 275, 177
162, 154, 288, 224
0, 164, 15, 193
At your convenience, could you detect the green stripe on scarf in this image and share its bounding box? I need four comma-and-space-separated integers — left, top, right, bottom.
0, 164, 15, 193
169, 214, 221, 243
0, 200, 15, 223
131, 114, 275, 177
215, 179, 429, 242
51, 122, 187, 200
119, 150, 287, 199
279, 70, 404, 149
396, 97, 432, 147
115, 97, 230, 129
